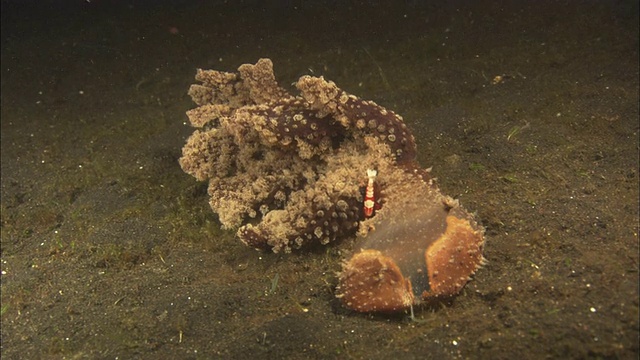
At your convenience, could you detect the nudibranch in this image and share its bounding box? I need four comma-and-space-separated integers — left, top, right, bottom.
179, 59, 485, 312
336, 167, 485, 312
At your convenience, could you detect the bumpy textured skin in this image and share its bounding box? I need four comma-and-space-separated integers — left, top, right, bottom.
179, 59, 485, 311
180, 59, 419, 253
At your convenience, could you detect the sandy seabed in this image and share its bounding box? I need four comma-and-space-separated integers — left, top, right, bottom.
1, 1, 638, 359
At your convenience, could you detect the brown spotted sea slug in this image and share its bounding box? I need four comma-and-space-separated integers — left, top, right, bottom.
179, 59, 485, 312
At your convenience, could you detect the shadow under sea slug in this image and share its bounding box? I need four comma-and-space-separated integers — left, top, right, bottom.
179, 59, 485, 312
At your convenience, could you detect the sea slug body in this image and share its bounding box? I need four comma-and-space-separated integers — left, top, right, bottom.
179, 59, 485, 312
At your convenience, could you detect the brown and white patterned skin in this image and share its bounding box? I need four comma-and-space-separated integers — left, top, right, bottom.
180, 59, 420, 253
179, 59, 485, 311
336, 167, 485, 312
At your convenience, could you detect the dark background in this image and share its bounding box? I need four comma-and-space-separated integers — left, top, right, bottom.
2, 1, 638, 358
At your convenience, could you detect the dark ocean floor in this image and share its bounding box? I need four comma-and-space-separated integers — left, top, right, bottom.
1, 1, 638, 358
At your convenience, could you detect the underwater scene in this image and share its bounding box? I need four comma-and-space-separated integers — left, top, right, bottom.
1, 1, 638, 358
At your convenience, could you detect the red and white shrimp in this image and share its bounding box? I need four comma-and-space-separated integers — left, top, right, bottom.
363, 169, 378, 218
